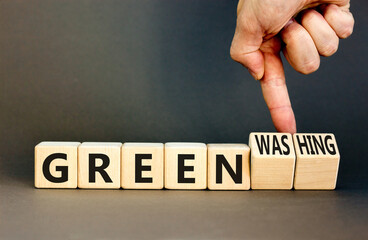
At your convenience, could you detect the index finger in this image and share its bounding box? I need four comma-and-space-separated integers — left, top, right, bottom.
260, 39, 297, 133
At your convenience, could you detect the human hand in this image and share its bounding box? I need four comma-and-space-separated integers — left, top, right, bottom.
230, 0, 354, 133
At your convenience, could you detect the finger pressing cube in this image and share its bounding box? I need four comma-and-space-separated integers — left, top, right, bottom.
249, 133, 296, 190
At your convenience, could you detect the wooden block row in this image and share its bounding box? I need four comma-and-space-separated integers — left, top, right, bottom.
34, 133, 340, 190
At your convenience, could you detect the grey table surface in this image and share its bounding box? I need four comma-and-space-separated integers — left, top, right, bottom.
1, 0, 368, 239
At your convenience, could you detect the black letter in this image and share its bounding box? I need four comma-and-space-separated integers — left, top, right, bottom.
281, 135, 290, 155
255, 135, 270, 154
216, 155, 242, 184
325, 135, 337, 155
312, 135, 326, 154
307, 136, 315, 154
89, 154, 112, 183
135, 154, 153, 183
272, 136, 282, 155
178, 154, 195, 183
297, 135, 310, 154
42, 153, 68, 183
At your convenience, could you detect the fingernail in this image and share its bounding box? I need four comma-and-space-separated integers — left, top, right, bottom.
284, 19, 294, 29
249, 70, 260, 80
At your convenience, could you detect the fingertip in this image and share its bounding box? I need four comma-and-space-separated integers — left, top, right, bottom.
270, 106, 297, 134
249, 69, 263, 80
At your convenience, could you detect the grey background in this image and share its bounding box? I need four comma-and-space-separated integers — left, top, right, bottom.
0, 0, 367, 239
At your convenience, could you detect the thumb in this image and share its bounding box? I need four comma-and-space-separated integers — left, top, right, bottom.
230, 2, 264, 80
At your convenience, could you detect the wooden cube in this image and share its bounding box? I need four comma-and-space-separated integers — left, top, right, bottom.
78, 142, 122, 189
293, 133, 340, 190
249, 133, 296, 189
207, 144, 250, 190
121, 143, 164, 189
165, 143, 207, 190
35, 142, 80, 188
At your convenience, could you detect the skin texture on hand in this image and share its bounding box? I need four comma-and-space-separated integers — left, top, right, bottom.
230, 0, 354, 133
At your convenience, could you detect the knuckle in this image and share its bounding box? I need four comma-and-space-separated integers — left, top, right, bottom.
324, 5, 339, 24
282, 22, 303, 42
230, 47, 241, 61
284, 27, 305, 44
325, 4, 340, 14
301, 9, 319, 25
